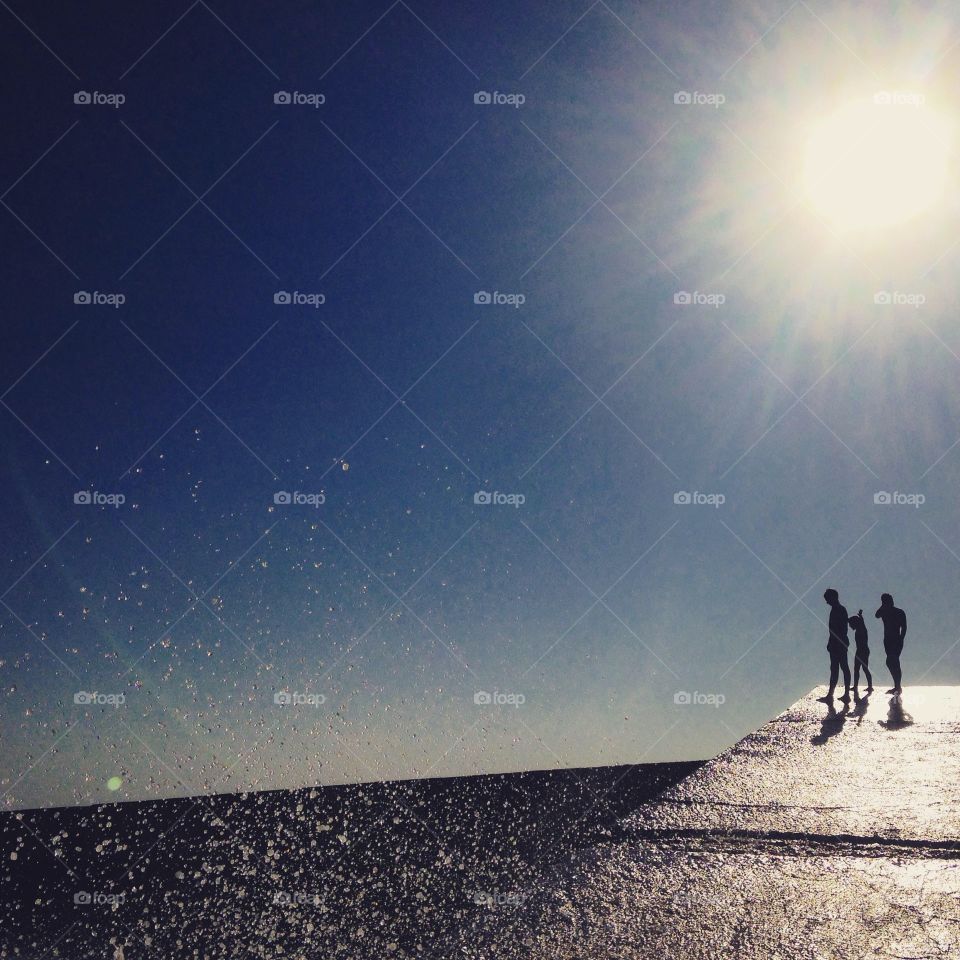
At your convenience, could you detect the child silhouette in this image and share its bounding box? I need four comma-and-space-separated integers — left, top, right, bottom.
848, 608, 873, 693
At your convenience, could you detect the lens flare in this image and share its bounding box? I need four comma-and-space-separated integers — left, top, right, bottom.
802, 97, 952, 232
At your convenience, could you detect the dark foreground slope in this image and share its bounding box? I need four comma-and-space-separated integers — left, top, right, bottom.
0, 761, 698, 959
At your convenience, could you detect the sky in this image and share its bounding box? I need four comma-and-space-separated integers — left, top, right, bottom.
3, 0, 960, 810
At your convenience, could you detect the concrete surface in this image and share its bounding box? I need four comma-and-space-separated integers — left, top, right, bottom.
627, 685, 960, 843
5, 688, 957, 959
480, 687, 960, 959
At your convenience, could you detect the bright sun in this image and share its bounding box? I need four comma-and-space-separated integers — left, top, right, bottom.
802, 97, 952, 233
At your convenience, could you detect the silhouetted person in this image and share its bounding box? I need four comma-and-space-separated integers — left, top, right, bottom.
875, 593, 907, 695
847, 609, 873, 693
818, 588, 851, 703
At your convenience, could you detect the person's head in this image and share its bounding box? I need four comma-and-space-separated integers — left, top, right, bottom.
850, 613, 863, 629
881, 592, 893, 607
823, 588, 839, 605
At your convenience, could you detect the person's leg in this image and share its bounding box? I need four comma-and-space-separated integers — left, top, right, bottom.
890, 644, 902, 691
886, 652, 900, 690
863, 654, 873, 690
826, 649, 839, 697
838, 650, 851, 701
885, 642, 898, 692
853, 655, 861, 690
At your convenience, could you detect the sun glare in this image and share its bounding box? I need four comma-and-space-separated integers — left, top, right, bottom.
802, 96, 952, 233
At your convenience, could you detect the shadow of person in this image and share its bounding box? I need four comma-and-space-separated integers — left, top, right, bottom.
811, 700, 850, 745
879, 695, 914, 730
851, 691, 871, 725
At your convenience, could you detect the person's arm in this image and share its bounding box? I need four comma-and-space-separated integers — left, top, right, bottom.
899, 610, 907, 641
875, 606, 883, 618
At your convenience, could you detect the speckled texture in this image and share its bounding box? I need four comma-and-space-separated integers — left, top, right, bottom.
476, 841, 960, 959
4, 688, 957, 958
469, 686, 960, 959
627, 686, 960, 842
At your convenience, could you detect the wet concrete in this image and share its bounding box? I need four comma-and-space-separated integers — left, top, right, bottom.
0, 762, 697, 959
5, 688, 956, 958
628, 685, 960, 843
476, 687, 960, 959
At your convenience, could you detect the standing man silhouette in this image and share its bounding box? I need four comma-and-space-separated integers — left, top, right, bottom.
875, 593, 907, 695
819, 588, 851, 704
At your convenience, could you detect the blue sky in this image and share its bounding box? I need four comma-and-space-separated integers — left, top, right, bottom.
3, 0, 960, 808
